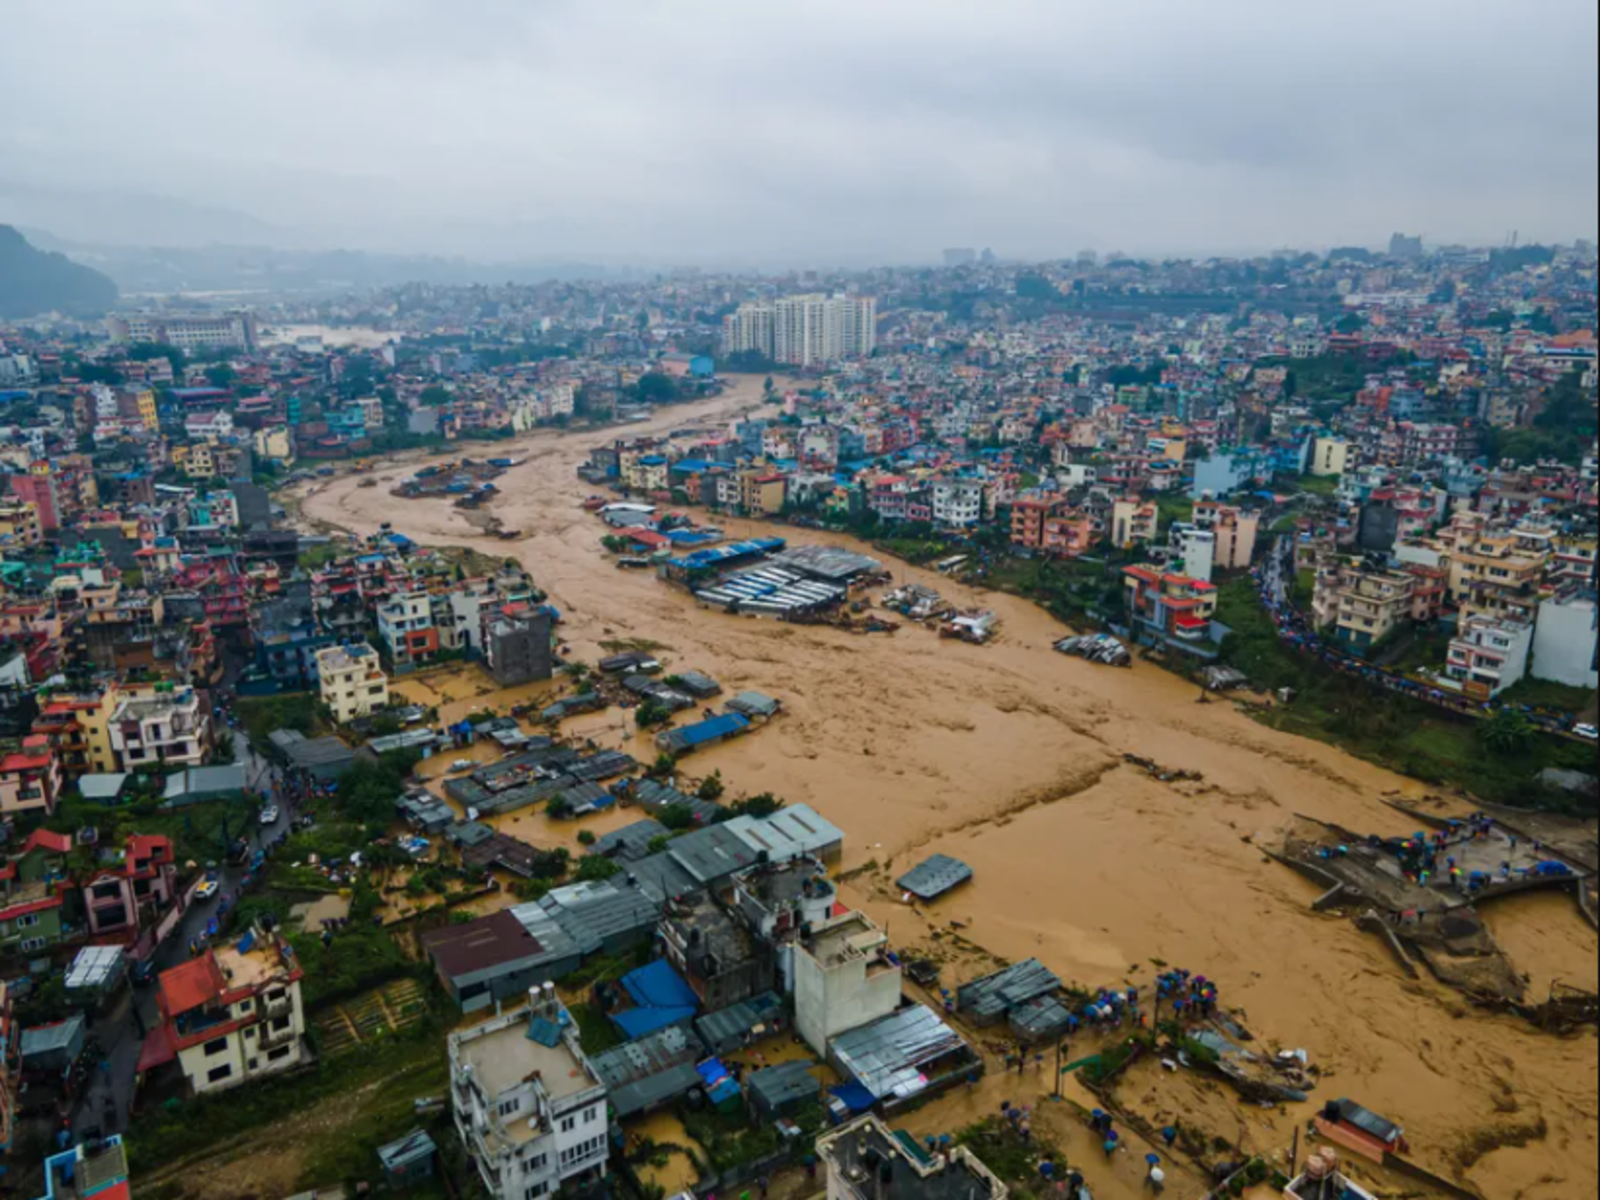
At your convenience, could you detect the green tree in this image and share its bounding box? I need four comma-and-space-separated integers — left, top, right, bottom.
696, 770, 725, 801
576, 855, 622, 882
1477, 707, 1535, 754
420, 385, 451, 406
205, 363, 236, 389
633, 373, 678, 406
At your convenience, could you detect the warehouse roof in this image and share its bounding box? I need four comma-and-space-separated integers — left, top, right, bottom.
894, 854, 973, 901
956, 958, 1061, 1022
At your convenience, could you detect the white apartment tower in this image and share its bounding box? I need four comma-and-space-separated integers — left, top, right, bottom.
721, 294, 876, 367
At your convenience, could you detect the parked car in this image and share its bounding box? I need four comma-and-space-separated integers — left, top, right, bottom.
449, 758, 475, 772
131, 960, 158, 987
1575, 723, 1598, 741
259, 805, 280, 826
194, 876, 221, 901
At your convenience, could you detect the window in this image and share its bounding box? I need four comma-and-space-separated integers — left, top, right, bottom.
15, 914, 38, 929
271, 1015, 291, 1031
499, 1097, 521, 1118
524, 1152, 547, 1172
19, 937, 48, 953
207, 1064, 233, 1084
268, 1045, 293, 1061
204, 1037, 229, 1056
559, 1116, 575, 1133
525, 1185, 550, 1200
583, 1106, 598, 1125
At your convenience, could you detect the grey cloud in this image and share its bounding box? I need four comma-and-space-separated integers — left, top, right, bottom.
0, 0, 1593, 264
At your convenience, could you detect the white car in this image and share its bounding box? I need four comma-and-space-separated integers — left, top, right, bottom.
449, 758, 475, 772
1574, 724, 1598, 741
259, 805, 280, 826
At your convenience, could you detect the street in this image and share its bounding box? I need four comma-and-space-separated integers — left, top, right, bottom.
73, 733, 296, 1142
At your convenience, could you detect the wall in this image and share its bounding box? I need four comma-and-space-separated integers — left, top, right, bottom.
1532, 595, 1600, 688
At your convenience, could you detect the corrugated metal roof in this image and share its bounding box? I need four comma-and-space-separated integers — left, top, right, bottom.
747, 1059, 821, 1111
590, 819, 669, 862
65, 945, 127, 990
725, 691, 781, 718
695, 991, 783, 1051
830, 1005, 969, 1102
956, 958, 1061, 1021
895, 854, 973, 901
590, 1026, 705, 1117
668, 824, 762, 884
539, 880, 659, 954
377, 1128, 437, 1170
725, 803, 843, 862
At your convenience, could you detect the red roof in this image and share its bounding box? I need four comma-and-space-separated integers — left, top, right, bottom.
0, 752, 52, 773
0, 894, 63, 922
159, 954, 226, 1017
629, 529, 671, 549
22, 829, 71, 855
1174, 615, 1210, 629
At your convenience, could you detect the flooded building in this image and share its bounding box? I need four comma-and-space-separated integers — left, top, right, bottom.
817, 1114, 1005, 1200
793, 910, 903, 1057
449, 988, 610, 1200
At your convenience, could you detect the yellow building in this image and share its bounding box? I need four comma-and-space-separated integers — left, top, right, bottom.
1110, 498, 1157, 549
1447, 532, 1547, 624
314, 644, 389, 723
183, 442, 217, 480
0, 500, 42, 548
739, 470, 787, 516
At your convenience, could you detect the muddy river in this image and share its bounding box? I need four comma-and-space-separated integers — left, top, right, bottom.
297, 376, 1598, 1199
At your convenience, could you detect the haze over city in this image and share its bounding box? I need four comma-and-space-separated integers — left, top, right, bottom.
2, 0, 1597, 265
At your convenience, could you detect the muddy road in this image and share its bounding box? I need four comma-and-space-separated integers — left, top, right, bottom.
297, 377, 1598, 1199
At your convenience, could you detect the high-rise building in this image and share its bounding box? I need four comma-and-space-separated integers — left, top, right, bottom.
942, 247, 976, 266
722, 294, 876, 367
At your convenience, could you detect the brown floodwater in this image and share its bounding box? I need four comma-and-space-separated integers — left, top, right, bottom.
298, 376, 1599, 1199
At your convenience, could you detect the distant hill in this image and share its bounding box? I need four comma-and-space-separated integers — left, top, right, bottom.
0, 224, 120, 319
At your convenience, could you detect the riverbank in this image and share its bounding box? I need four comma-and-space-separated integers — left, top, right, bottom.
292, 384, 1598, 1200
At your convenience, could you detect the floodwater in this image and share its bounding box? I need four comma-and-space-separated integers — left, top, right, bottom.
263, 322, 398, 349
297, 375, 1599, 1199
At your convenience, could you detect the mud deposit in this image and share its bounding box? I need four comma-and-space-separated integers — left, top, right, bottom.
298, 377, 1599, 1198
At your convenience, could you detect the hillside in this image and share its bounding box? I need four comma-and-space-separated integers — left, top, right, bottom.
0, 224, 119, 319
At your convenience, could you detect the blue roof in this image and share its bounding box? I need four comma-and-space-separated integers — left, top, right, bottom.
672, 712, 749, 748
829, 1082, 876, 1113
613, 1005, 696, 1039
622, 960, 699, 1010
670, 458, 716, 474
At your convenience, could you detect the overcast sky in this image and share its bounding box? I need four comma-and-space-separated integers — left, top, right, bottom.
2, 0, 1595, 265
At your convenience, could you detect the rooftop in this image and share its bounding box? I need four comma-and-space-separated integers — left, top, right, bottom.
454, 1002, 599, 1106
818, 1115, 1006, 1200
804, 911, 888, 969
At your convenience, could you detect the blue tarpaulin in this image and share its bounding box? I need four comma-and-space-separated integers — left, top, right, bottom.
623, 961, 699, 1010
698, 1057, 741, 1107
612, 959, 700, 1040
829, 1083, 876, 1113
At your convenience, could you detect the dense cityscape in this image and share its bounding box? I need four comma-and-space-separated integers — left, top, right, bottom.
0, 231, 1594, 1200
2, 0, 1598, 1195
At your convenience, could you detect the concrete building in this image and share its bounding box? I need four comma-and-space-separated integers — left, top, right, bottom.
105, 684, 209, 769
0, 738, 62, 818
1110, 498, 1157, 549
792, 910, 902, 1057
1446, 615, 1532, 697
486, 608, 554, 688
723, 295, 876, 367
931, 478, 984, 529
150, 930, 308, 1094
108, 309, 259, 351
1171, 524, 1216, 583
1332, 567, 1414, 653
0, 499, 42, 548
449, 990, 610, 1200
315, 643, 389, 724
1193, 500, 1260, 570
817, 1115, 1007, 1200
377, 590, 439, 672
1531, 589, 1599, 689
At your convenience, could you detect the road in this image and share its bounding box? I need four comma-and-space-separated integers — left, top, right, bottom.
73, 728, 296, 1142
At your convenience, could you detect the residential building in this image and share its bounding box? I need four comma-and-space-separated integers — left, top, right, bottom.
659, 892, 775, 1011
1531, 589, 1599, 689
377, 590, 440, 672
723, 295, 876, 367
0, 737, 62, 817
1123, 566, 1219, 657
1193, 500, 1259, 570
150, 929, 308, 1094
315, 643, 390, 723
931, 478, 984, 529
1332, 566, 1415, 653
448, 991, 610, 1200
82, 834, 180, 952
791, 910, 902, 1057
1171, 524, 1216, 583
1448, 531, 1547, 625
1446, 615, 1532, 697
105, 684, 210, 770
485, 608, 554, 688
0, 499, 42, 548
817, 1115, 1007, 1200
1110, 498, 1157, 549
0, 830, 71, 956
